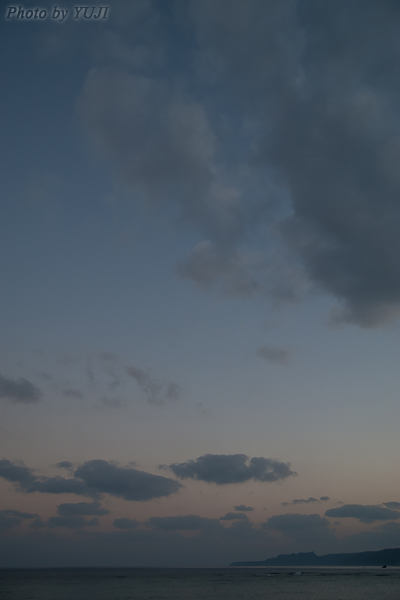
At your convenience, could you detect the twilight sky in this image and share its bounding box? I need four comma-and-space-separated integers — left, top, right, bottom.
2, 0, 400, 568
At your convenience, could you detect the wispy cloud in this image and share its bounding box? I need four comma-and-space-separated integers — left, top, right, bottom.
126, 366, 181, 405
257, 345, 292, 365
0, 374, 42, 403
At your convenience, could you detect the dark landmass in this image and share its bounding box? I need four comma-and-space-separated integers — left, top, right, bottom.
231, 548, 400, 567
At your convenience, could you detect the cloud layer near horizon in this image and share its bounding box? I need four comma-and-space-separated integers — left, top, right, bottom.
0, 459, 181, 501
325, 504, 400, 524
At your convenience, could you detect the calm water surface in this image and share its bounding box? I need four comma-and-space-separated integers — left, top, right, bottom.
1, 567, 400, 600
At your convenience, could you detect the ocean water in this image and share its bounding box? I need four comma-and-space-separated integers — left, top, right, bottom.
1, 567, 400, 600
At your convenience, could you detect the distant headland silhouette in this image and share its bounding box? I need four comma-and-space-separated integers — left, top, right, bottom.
231, 548, 400, 567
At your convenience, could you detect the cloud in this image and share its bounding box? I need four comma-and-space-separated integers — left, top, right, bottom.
0, 374, 42, 403
0, 459, 90, 496
55, 461, 74, 470
325, 504, 400, 523
281, 497, 320, 506
263, 513, 335, 544
77, 69, 216, 196
0, 513, 22, 532
74, 459, 182, 501
383, 501, 400, 509
99, 352, 118, 362
220, 512, 249, 521
76, 68, 243, 243
0, 519, 273, 568
74, 1, 400, 328
113, 518, 139, 530
340, 521, 400, 554
0, 510, 37, 531
126, 366, 181, 405
178, 242, 262, 297
62, 389, 84, 400
115, 0, 400, 327
0, 458, 181, 501
162, 453, 296, 484
320, 496, 330, 502
47, 516, 99, 529
146, 515, 222, 531
26, 477, 92, 496
234, 505, 254, 512
29, 518, 46, 529
56, 502, 110, 516
257, 345, 291, 365
101, 397, 126, 409
77, 54, 299, 304
192, 1, 400, 326
0, 509, 37, 519
165, 382, 180, 402
0, 459, 38, 488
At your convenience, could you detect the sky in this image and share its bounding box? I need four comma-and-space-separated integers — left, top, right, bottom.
2, 0, 400, 568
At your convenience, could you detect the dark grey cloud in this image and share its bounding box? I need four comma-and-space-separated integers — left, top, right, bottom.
0, 509, 37, 519
0, 510, 37, 532
0, 459, 91, 496
263, 513, 335, 544
220, 512, 248, 521
0, 518, 274, 569
113, 518, 139, 530
320, 496, 330, 502
27, 477, 92, 496
257, 345, 291, 365
163, 453, 296, 484
382, 501, 400, 509
0, 458, 181, 501
75, 1, 400, 328
325, 504, 400, 523
29, 518, 46, 529
47, 516, 99, 529
189, 1, 400, 326
339, 521, 400, 554
293, 497, 318, 504
234, 505, 254, 512
76, 67, 242, 246
126, 366, 181, 406
0, 513, 21, 532
146, 515, 222, 531
0, 374, 42, 403
74, 459, 182, 501
0, 459, 37, 488
56, 502, 110, 516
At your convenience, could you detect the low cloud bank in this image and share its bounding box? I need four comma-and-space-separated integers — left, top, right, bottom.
0, 458, 181, 501
325, 504, 400, 523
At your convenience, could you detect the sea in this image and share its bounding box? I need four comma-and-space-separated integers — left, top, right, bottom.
1, 566, 400, 600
